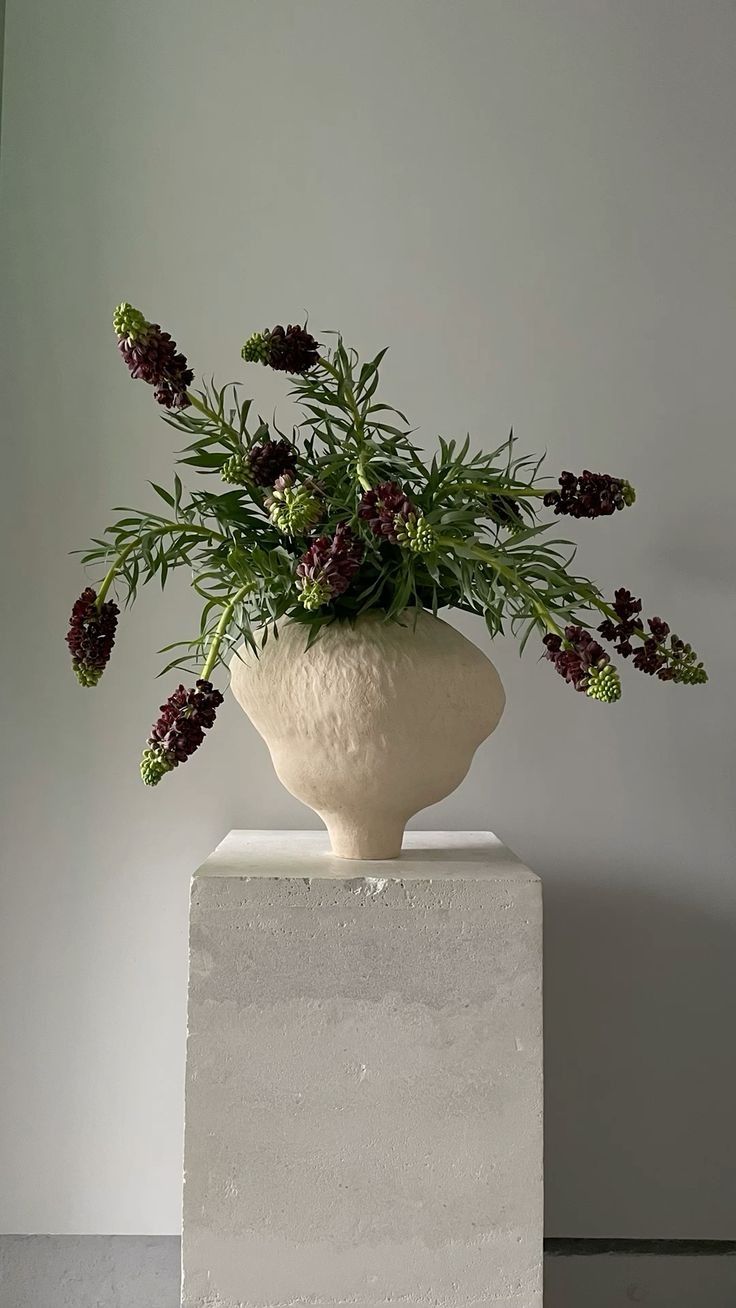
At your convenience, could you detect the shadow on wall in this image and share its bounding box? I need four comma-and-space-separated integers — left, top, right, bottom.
544, 873, 736, 1237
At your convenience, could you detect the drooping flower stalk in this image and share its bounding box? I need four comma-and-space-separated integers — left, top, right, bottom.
434, 530, 703, 700
543, 628, 621, 702
113, 302, 193, 410
66, 524, 227, 689
598, 590, 707, 683
140, 680, 225, 785
140, 583, 251, 785
66, 588, 119, 686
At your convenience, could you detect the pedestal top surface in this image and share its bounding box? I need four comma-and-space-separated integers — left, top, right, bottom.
195, 829, 538, 882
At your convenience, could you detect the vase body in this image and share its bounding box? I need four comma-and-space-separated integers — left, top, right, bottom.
229, 610, 505, 860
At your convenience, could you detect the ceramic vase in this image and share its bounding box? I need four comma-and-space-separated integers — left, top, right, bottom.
229, 609, 505, 860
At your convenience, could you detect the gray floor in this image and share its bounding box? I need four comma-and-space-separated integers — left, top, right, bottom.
0, 1236, 179, 1308
2, 1236, 736, 1307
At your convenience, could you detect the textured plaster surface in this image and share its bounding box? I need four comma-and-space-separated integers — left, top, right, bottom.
182, 832, 543, 1307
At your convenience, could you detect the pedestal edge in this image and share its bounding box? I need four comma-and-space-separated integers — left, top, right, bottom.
193, 830, 540, 883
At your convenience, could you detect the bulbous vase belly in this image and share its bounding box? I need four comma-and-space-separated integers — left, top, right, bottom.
229, 609, 505, 859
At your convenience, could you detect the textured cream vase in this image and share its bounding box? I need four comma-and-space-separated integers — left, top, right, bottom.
229, 610, 505, 859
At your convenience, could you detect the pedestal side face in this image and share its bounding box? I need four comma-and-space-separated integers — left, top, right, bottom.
182, 837, 543, 1308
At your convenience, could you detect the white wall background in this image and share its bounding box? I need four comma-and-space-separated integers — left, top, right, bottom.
1, 0, 734, 1237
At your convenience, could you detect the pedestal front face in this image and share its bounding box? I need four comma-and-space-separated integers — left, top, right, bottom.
182, 831, 543, 1308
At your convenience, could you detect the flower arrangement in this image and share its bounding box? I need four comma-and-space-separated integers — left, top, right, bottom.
68, 305, 707, 786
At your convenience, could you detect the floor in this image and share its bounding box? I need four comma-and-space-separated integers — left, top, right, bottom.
2, 1236, 736, 1306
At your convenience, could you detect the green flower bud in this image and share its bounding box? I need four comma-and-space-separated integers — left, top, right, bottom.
268, 479, 321, 536
394, 512, 436, 556
112, 302, 150, 343
140, 746, 174, 786
622, 480, 636, 507
73, 660, 103, 688
221, 453, 252, 486
298, 578, 332, 611
241, 331, 270, 365
585, 662, 622, 703
672, 660, 708, 686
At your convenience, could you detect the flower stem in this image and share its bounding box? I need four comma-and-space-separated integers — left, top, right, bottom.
435, 533, 566, 639
450, 481, 548, 500
317, 355, 370, 480
437, 532, 664, 651
355, 453, 372, 492
200, 584, 253, 681
95, 523, 226, 609
96, 541, 137, 607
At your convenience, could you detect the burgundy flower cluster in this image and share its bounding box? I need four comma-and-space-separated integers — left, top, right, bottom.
66, 587, 119, 687
597, 587, 642, 657
296, 524, 364, 610
140, 680, 224, 785
358, 481, 414, 544
222, 437, 298, 488
241, 324, 320, 374
632, 622, 675, 678
544, 470, 635, 519
543, 626, 611, 693
248, 437, 298, 487
113, 303, 193, 410
357, 481, 436, 553
598, 590, 706, 684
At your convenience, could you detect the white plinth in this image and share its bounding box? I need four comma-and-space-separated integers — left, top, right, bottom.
181, 831, 543, 1308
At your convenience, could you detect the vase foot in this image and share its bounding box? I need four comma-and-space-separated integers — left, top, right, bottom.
323, 815, 406, 861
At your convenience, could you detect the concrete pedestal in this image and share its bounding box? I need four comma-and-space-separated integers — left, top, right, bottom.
181, 831, 543, 1308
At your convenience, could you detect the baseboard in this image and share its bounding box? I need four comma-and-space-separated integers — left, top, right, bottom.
546, 1237, 736, 1256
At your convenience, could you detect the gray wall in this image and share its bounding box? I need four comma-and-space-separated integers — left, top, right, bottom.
1, 0, 734, 1239
0, 2, 5, 151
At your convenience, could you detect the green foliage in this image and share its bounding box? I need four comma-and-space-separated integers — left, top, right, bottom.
77, 334, 705, 694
